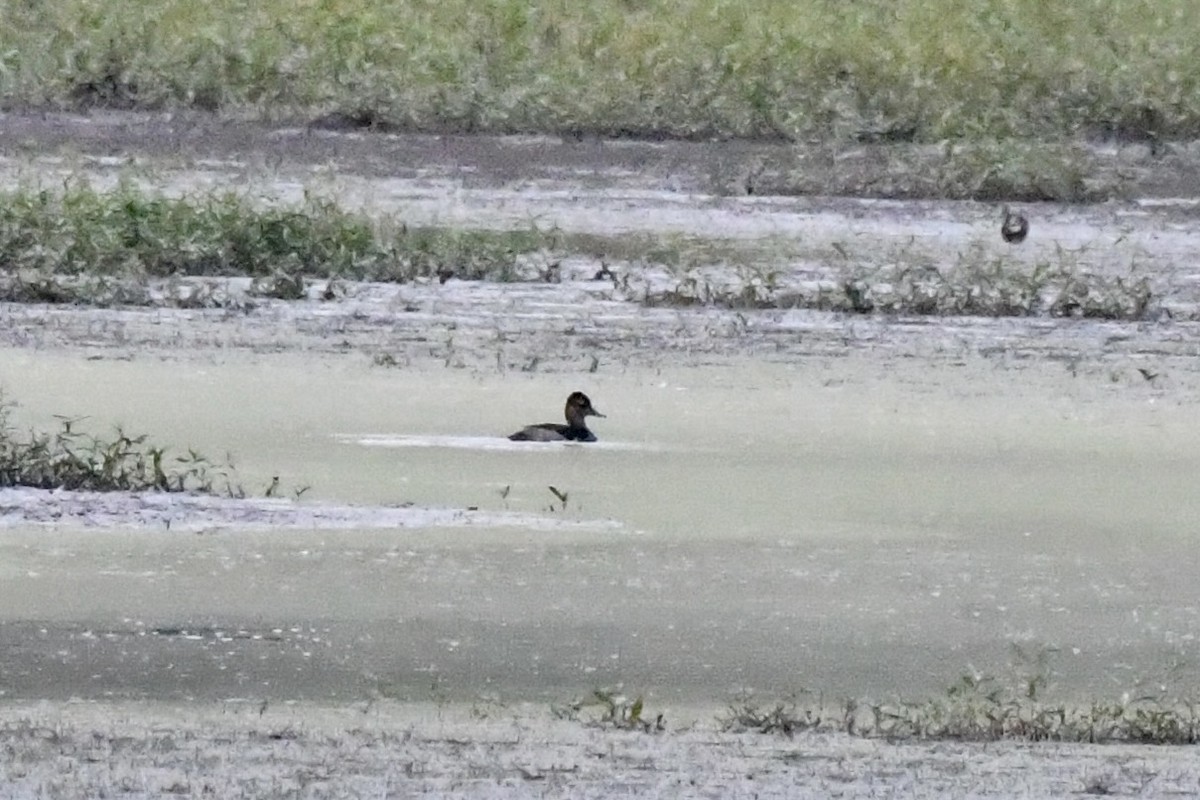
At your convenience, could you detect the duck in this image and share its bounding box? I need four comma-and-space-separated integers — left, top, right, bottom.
1001, 205, 1029, 244
508, 392, 605, 442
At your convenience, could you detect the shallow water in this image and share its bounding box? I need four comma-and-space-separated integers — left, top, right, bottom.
2, 118, 1200, 706
2, 348, 1198, 703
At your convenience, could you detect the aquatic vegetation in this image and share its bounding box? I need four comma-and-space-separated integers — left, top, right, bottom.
546, 485, 569, 513
833, 251, 1154, 320
721, 689, 1200, 743
553, 689, 665, 734
724, 681, 1200, 743
0, 186, 556, 288
0, 184, 1160, 322
638, 246, 1156, 321
719, 649, 1200, 744
0, 392, 244, 494
721, 697, 822, 737
557, 653, 1200, 744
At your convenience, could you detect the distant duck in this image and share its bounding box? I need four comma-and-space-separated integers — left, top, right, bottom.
508, 392, 605, 442
1001, 206, 1029, 244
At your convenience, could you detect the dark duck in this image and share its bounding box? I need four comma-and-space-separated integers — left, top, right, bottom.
508, 392, 605, 442
1001, 205, 1029, 244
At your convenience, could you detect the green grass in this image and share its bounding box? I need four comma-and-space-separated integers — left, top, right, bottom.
630, 244, 1156, 321
0, 185, 1160, 321
1, 0, 1198, 142
722, 679, 1200, 745
561, 652, 1200, 744
0, 185, 557, 293
0, 392, 243, 494
706, 140, 1121, 203
715, 645, 1200, 744
553, 689, 666, 733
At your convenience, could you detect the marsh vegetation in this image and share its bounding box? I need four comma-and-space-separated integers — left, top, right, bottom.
2, 0, 1195, 147
557, 650, 1200, 745
0, 185, 1164, 321
0, 186, 553, 291
721, 679, 1200, 745
0, 392, 242, 494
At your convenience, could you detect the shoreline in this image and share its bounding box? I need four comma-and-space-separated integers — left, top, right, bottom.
2, 699, 1197, 799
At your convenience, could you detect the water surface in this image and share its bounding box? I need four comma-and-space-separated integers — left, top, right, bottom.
1, 348, 1197, 703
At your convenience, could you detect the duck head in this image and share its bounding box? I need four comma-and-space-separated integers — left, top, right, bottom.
1001, 205, 1029, 244
565, 391, 604, 425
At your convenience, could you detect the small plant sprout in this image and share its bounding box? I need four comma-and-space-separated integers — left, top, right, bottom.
555, 689, 664, 733
547, 485, 569, 512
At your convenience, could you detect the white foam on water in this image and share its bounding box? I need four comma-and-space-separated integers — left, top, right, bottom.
335, 433, 666, 452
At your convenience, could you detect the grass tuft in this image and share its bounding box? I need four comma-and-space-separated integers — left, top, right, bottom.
553, 689, 665, 733
721, 696, 821, 738
720, 650, 1200, 744
0, 392, 245, 495
634, 247, 1156, 321
0, 186, 557, 293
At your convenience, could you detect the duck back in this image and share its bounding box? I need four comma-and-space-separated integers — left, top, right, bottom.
508, 423, 596, 442
509, 424, 568, 442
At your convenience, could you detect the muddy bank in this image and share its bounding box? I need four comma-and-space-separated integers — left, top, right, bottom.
5, 275, 1200, 378
1, 701, 1197, 800
4, 111, 1200, 199
0, 487, 621, 533
3, 114, 1200, 374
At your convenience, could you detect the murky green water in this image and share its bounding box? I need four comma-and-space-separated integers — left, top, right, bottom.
2, 346, 1198, 703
